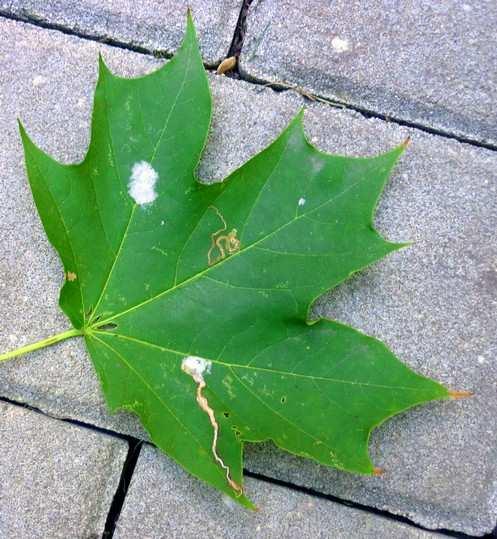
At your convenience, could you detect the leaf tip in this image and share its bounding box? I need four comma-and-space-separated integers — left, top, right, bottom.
448, 389, 474, 400
181, 8, 203, 64
287, 107, 306, 137
243, 495, 259, 511
98, 52, 112, 77
17, 117, 26, 137
186, 6, 196, 33
296, 106, 306, 122
17, 119, 34, 150
390, 240, 413, 252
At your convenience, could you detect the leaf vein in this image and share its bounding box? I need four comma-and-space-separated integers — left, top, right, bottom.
92, 334, 209, 452
95, 332, 431, 393
95, 163, 381, 326
89, 39, 195, 322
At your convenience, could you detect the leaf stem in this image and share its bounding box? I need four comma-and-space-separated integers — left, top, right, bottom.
0, 328, 83, 363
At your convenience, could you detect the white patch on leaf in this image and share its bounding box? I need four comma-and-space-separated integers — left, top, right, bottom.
181, 355, 212, 384
298, 197, 306, 207
128, 161, 159, 205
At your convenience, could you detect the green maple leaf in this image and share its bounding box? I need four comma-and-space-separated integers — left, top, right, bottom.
0, 13, 458, 507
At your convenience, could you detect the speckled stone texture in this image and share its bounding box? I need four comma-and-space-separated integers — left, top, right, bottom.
115, 445, 441, 539
0, 401, 127, 538
0, 17, 496, 536
0, 0, 242, 65
239, 0, 497, 147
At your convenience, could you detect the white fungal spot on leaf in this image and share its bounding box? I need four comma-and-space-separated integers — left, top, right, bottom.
181, 355, 212, 384
331, 36, 349, 53
128, 161, 158, 205
298, 197, 306, 207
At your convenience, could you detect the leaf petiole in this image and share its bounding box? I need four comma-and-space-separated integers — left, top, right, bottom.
0, 328, 83, 363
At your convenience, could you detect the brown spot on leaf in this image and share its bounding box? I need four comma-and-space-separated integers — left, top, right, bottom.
67, 271, 77, 281
373, 467, 384, 477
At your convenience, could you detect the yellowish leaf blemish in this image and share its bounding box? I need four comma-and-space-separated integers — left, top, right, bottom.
207, 206, 241, 266
181, 356, 242, 496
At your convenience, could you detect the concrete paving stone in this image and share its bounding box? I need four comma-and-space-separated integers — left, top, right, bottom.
114, 445, 441, 539
0, 18, 496, 536
239, 0, 497, 147
0, 0, 242, 65
0, 400, 127, 538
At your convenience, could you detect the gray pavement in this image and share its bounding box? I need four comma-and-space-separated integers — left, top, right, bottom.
0, 401, 127, 538
115, 445, 441, 539
240, 0, 497, 147
0, 0, 242, 65
0, 9, 496, 539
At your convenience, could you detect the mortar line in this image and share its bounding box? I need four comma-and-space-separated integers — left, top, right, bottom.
1, 8, 496, 153
237, 72, 497, 153
226, 0, 254, 63
0, 9, 154, 56
0, 395, 494, 536
102, 439, 143, 538
243, 469, 494, 539
0, 9, 211, 69
0, 394, 137, 443
0, 394, 144, 535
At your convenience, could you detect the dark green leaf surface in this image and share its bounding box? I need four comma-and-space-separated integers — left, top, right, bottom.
19, 13, 449, 505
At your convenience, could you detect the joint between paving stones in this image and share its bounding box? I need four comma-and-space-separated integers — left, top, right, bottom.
0, 391, 493, 538
225, 0, 254, 71
235, 69, 497, 154
244, 470, 490, 539
0, 9, 211, 69
0, 9, 154, 57
102, 440, 143, 538
2, 6, 497, 155
0, 395, 138, 444
0, 395, 143, 536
